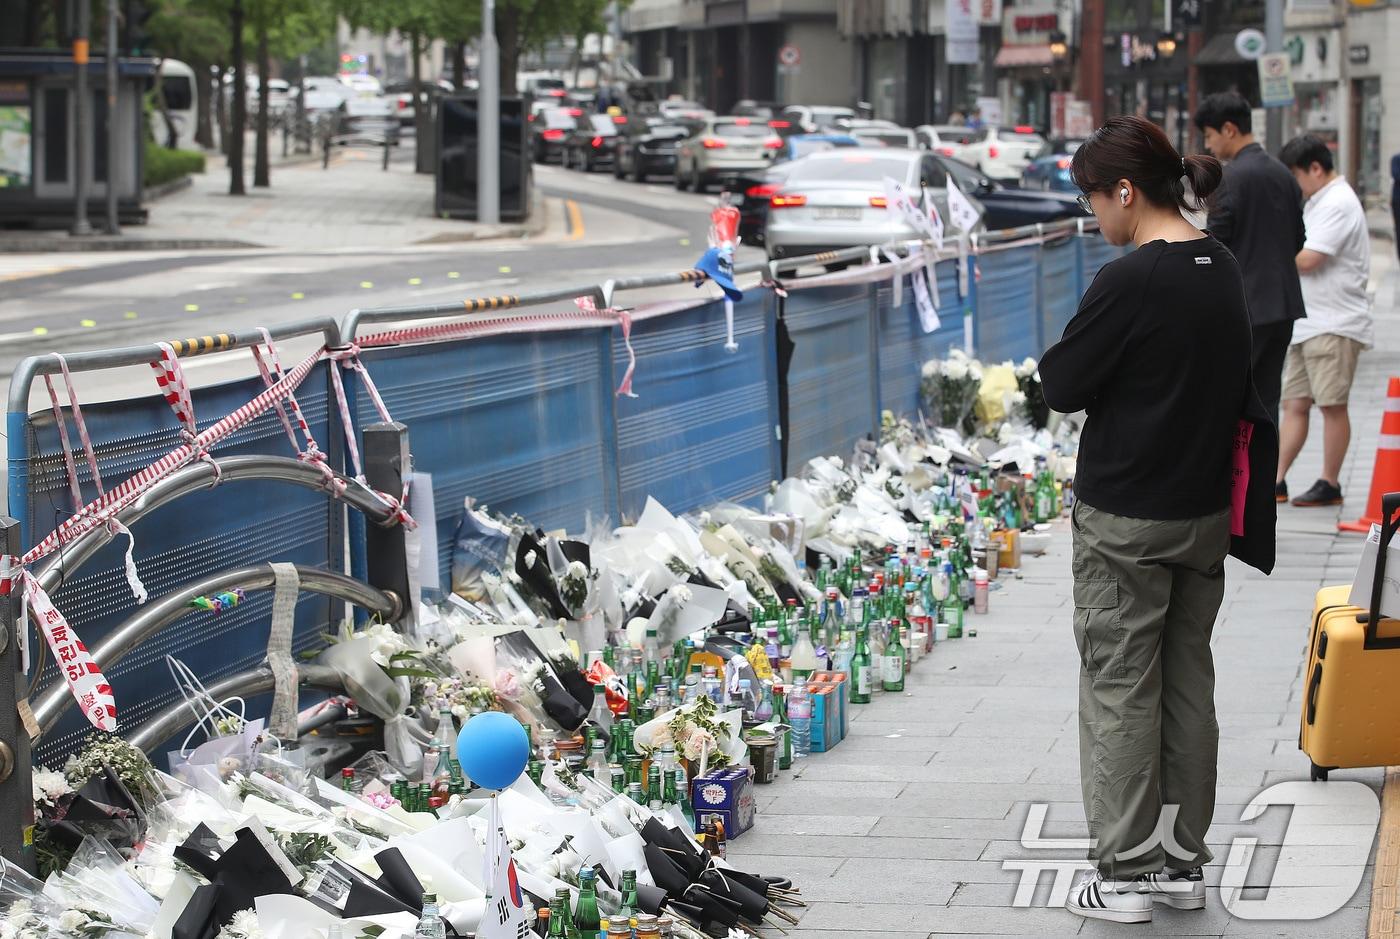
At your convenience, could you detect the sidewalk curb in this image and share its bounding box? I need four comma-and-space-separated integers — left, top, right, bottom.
1368, 766, 1400, 938
143, 175, 194, 203
0, 236, 260, 253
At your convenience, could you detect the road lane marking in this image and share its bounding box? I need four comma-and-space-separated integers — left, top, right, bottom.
566, 200, 585, 241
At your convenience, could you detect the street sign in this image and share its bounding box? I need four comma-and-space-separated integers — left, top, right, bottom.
1257, 52, 1295, 107
1175, 0, 1203, 30
778, 44, 801, 67
1349, 44, 1370, 64
1235, 28, 1266, 60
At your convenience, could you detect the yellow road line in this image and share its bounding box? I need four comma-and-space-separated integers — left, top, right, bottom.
566, 200, 585, 241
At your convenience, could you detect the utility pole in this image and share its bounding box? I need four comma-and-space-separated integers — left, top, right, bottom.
1264, 0, 1283, 154
104, 0, 120, 235
478, 0, 501, 224
71, 0, 94, 236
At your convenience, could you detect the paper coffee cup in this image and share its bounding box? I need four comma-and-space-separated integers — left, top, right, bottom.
935, 622, 949, 642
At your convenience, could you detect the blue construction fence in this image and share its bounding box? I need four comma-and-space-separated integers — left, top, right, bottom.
7, 226, 1122, 758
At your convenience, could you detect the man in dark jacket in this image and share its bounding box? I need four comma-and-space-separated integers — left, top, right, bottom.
1195, 93, 1307, 422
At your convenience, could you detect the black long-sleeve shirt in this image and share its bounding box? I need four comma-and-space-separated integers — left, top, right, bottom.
1040, 235, 1254, 520
1207, 143, 1307, 326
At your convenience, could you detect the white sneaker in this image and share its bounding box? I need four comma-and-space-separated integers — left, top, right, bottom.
1137, 866, 1206, 910
1065, 870, 1153, 924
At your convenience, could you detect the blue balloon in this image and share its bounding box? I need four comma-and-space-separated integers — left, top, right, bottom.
456, 711, 530, 790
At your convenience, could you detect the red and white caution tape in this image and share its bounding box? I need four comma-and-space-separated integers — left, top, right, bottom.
2, 562, 117, 731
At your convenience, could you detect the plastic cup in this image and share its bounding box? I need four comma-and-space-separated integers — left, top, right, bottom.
935, 622, 949, 642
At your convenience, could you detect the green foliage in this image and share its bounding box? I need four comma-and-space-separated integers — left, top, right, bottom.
144, 141, 206, 187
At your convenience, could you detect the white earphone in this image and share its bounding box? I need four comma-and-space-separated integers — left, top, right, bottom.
1119, 187, 1129, 205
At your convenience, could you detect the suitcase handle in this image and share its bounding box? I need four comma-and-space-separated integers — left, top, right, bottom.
1361, 492, 1400, 649
1305, 661, 1322, 725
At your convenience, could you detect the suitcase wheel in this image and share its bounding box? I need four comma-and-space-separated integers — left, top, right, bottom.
1310, 762, 1330, 782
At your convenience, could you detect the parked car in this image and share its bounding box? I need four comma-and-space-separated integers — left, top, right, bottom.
956, 124, 1047, 182
930, 152, 1087, 229
385, 78, 455, 126
613, 118, 690, 181
1020, 138, 1088, 192
764, 148, 976, 260
532, 106, 582, 163
779, 105, 857, 134
674, 116, 781, 192
734, 134, 860, 243
562, 113, 623, 171
915, 124, 978, 158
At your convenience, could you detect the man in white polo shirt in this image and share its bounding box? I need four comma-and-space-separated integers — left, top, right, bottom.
1275, 134, 1374, 507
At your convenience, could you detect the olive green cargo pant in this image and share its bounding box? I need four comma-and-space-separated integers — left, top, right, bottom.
1070, 499, 1231, 880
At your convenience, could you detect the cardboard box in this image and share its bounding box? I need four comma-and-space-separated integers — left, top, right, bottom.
808, 683, 841, 752
691, 767, 756, 838
812, 671, 850, 738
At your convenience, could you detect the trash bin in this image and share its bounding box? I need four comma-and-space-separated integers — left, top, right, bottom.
434, 94, 531, 223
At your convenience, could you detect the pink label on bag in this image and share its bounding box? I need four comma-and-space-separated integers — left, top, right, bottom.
1231, 419, 1253, 537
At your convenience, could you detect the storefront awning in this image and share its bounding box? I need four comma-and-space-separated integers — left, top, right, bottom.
1193, 32, 1250, 66
994, 44, 1055, 68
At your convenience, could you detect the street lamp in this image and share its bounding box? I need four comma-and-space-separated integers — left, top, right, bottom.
1049, 30, 1069, 62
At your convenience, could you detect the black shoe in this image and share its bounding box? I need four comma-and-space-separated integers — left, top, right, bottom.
1292, 479, 1344, 507
1275, 480, 1288, 503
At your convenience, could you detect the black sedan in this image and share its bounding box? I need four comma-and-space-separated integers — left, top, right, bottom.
931, 153, 1089, 230
532, 106, 582, 164
562, 113, 623, 172
614, 118, 690, 181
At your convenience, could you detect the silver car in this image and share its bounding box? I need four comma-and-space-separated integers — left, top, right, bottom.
674, 117, 781, 192
763, 148, 980, 260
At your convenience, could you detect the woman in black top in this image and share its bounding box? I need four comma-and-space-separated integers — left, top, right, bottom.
1040, 116, 1259, 925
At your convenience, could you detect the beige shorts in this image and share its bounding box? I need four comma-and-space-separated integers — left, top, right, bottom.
1282, 334, 1364, 407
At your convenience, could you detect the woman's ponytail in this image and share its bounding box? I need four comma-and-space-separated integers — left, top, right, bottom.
1182, 152, 1224, 208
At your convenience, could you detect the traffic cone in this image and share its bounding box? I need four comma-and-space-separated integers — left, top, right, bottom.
1339, 376, 1400, 533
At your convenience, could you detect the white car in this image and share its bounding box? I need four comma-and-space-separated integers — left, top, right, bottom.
780, 105, 857, 134
674, 117, 781, 192
658, 99, 714, 123
957, 125, 1046, 182
848, 121, 918, 149
340, 73, 383, 96
915, 124, 978, 159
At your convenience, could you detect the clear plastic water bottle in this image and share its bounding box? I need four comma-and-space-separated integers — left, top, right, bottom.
415, 893, 446, 939
787, 677, 812, 758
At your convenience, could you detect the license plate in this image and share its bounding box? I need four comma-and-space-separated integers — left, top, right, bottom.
816, 207, 860, 220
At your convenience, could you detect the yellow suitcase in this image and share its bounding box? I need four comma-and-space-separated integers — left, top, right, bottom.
1299, 496, 1400, 779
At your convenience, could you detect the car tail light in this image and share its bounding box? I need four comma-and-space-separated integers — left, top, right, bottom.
613, 115, 628, 125
542, 129, 564, 141
735, 117, 751, 125
1014, 124, 1035, 133
549, 88, 566, 97
527, 113, 535, 122
770, 193, 807, 208
769, 119, 791, 129
591, 136, 603, 148
746, 183, 779, 198
938, 146, 955, 156
701, 138, 727, 149
988, 145, 999, 158
1057, 157, 1072, 169
869, 196, 888, 208
568, 107, 583, 117
397, 99, 408, 110
763, 138, 783, 150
